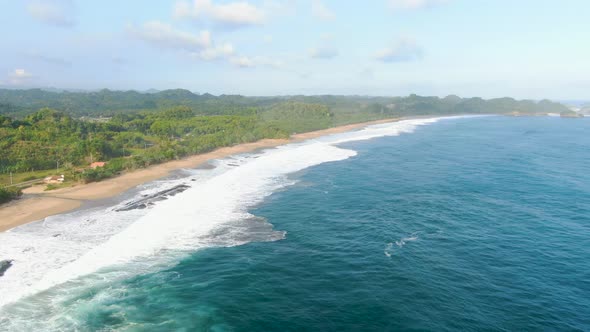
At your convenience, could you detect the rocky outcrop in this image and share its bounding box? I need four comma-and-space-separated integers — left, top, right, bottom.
0, 260, 13, 277
116, 184, 190, 212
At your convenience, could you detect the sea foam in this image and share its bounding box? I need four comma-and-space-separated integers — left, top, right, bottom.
0, 117, 457, 308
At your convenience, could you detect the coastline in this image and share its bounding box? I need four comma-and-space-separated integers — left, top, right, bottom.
0, 118, 398, 232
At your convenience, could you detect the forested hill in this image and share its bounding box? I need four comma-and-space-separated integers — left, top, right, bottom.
0, 88, 263, 117
0, 89, 571, 198
0, 89, 569, 119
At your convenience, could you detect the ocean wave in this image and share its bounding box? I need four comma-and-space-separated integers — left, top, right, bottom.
384, 243, 394, 257
396, 235, 419, 248
0, 116, 457, 309
385, 233, 420, 257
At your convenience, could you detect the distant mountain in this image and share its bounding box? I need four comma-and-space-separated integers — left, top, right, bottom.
0, 88, 571, 119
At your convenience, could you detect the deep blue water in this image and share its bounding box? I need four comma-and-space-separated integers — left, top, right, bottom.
8, 116, 590, 331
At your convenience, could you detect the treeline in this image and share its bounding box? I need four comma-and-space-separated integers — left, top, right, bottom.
389, 95, 569, 116
0, 89, 277, 118
0, 89, 570, 119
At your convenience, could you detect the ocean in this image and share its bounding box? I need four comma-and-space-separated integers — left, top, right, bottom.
0, 115, 589, 331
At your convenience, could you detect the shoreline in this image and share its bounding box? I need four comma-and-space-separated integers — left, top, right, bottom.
0, 118, 398, 232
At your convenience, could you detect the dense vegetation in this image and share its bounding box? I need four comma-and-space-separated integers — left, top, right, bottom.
0, 187, 22, 204
0, 89, 274, 118
0, 107, 286, 183
0, 88, 570, 201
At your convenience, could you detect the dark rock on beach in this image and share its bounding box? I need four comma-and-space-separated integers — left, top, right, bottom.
116, 184, 190, 212
0, 260, 13, 277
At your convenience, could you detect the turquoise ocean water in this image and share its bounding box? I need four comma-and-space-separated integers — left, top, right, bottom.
1, 116, 589, 331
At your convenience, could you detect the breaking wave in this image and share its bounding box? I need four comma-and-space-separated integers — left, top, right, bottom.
0, 117, 464, 309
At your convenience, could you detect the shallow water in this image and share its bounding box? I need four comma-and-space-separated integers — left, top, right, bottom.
1, 116, 589, 331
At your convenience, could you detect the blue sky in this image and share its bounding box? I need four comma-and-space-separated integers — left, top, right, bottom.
0, 0, 589, 99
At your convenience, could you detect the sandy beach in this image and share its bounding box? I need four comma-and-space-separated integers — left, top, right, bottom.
0, 118, 397, 232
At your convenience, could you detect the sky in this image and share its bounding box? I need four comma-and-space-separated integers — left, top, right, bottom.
0, 0, 589, 99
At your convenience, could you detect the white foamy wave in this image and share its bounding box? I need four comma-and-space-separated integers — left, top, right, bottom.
385, 234, 420, 257
0, 116, 453, 307
384, 243, 394, 257
396, 235, 419, 248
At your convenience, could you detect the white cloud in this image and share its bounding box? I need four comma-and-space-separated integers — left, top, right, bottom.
174, 0, 266, 28
229, 55, 282, 68
259, 56, 283, 68
129, 20, 240, 65
388, 0, 448, 10
197, 42, 235, 60
128, 21, 211, 51
6, 69, 35, 85
375, 38, 424, 62
312, 0, 335, 20
12, 69, 31, 78
230, 56, 255, 68
26, 0, 75, 27
264, 0, 297, 17
309, 46, 338, 59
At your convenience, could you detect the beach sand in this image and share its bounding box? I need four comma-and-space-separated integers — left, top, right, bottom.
0, 118, 397, 231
